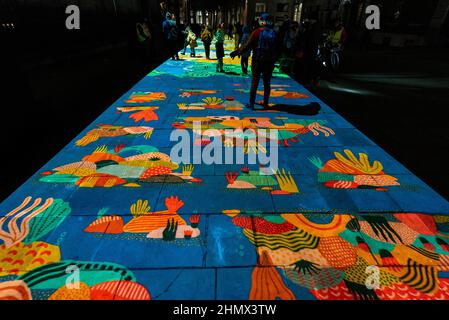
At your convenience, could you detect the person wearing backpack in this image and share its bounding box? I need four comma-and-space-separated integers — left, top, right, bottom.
215, 23, 225, 73
162, 12, 179, 60
201, 26, 213, 60
187, 28, 198, 57
230, 13, 279, 110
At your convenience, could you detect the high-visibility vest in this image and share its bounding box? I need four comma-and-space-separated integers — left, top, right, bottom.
330, 29, 343, 44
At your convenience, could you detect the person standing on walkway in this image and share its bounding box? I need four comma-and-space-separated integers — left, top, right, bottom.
238, 25, 251, 75
230, 13, 279, 109
215, 23, 225, 73
181, 25, 191, 55
328, 20, 347, 48
162, 12, 179, 60
226, 24, 233, 40
187, 27, 198, 57
201, 25, 213, 59
233, 23, 239, 49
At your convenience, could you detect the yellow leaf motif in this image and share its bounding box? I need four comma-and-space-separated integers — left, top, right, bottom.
76, 133, 100, 147
94, 145, 108, 153
334, 149, 383, 174
182, 164, 194, 176
274, 169, 300, 193
130, 199, 151, 218
144, 130, 153, 139
202, 97, 223, 105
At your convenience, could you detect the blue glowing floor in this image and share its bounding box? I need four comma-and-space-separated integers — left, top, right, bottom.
0, 40, 448, 300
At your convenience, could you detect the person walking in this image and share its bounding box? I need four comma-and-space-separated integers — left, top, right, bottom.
230, 13, 279, 110
239, 25, 251, 75
201, 26, 213, 59
215, 23, 225, 73
181, 25, 191, 55
162, 12, 179, 60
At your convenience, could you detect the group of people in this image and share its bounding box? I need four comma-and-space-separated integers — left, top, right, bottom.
161, 17, 228, 73
281, 17, 348, 86
159, 12, 287, 110
157, 10, 348, 111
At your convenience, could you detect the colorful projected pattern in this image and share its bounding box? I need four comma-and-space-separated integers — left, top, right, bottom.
1, 40, 448, 300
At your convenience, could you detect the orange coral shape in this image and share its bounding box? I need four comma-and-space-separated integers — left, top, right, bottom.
249, 251, 295, 300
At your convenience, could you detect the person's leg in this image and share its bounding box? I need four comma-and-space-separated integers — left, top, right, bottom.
262, 63, 275, 107
218, 44, 224, 72
174, 43, 179, 60
249, 61, 261, 108
172, 41, 179, 60
241, 56, 248, 74
205, 44, 209, 59
216, 44, 220, 71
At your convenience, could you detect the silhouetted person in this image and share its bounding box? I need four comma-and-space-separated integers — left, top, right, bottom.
294, 16, 321, 87
284, 21, 298, 56
328, 20, 347, 47
234, 22, 243, 49
226, 24, 233, 40
279, 14, 291, 47
181, 25, 191, 55
231, 13, 279, 109
201, 26, 213, 59
215, 23, 225, 72
187, 27, 197, 57
163, 12, 179, 60
239, 25, 251, 75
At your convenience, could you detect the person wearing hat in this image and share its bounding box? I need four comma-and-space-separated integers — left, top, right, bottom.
162, 12, 179, 60
230, 13, 279, 110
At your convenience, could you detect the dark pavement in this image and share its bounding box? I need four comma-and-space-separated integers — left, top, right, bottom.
311, 46, 449, 200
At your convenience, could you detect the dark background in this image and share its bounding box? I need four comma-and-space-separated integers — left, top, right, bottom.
0, 0, 448, 201
0, 0, 168, 200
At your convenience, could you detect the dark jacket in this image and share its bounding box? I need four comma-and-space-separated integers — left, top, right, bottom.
236, 27, 280, 62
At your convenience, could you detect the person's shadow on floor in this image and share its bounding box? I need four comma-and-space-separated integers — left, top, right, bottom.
259, 102, 321, 115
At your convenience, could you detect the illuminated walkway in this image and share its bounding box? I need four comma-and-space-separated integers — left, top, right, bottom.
1, 40, 449, 300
